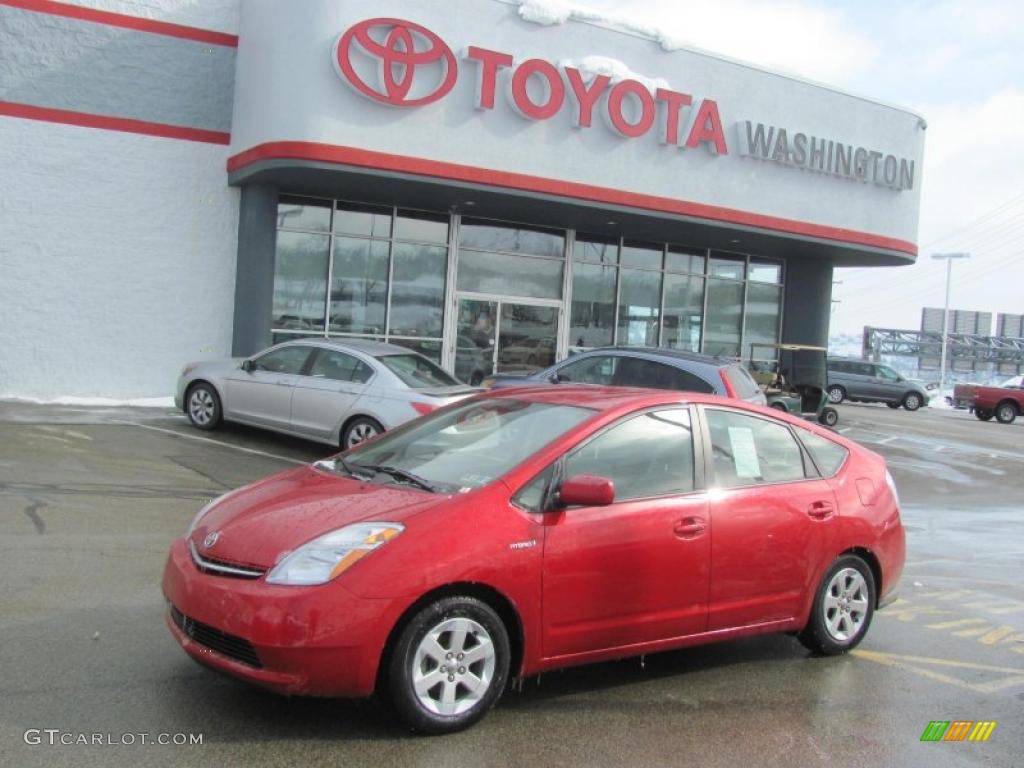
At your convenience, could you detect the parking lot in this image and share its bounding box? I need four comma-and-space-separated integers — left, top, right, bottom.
1, 399, 1021, 767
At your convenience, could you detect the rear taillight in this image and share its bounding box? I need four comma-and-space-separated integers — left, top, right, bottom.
411, 402, 436, 416
719, 369, 737, 398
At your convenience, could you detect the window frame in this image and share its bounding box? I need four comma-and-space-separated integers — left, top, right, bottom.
696, 405, 821, 490
511, 404, 707, 511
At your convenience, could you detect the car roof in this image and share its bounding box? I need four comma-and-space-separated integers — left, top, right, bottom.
286, 337, 417, 357
486, 384, 719, 411
583, 346, 734, 367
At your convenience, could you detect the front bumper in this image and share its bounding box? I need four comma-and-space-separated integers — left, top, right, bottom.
161, 538, 403, 697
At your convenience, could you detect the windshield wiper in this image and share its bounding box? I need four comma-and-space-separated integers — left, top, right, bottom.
315, 456, 374, 481
357, 463, 439, 493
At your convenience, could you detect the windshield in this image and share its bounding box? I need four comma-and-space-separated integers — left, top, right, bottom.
342, 398, 595, 492
379, 354, 459, 388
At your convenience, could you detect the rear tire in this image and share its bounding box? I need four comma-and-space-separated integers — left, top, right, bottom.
827, 385, 846, 404
186, 383, 222, 430
386, 597, 510, 734
342, 416, 384, 450
975, 409, 994, 422
798, 555, 876, 655
903, 392, 923, 411
995, 401, 1018, 424
886, 402, 900, 409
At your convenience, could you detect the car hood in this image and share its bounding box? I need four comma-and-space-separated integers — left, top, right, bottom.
188, 465, 448, 569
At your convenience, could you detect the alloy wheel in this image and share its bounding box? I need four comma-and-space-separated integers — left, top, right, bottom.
188, 389, 215, 426
823, 567, 870, 642
347, 422, 378, 448
411, 617, 496, 717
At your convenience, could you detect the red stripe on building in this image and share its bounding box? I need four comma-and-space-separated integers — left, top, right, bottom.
1, 0, 238, 47
0, 101, 231, 145
228, 141, 918, 256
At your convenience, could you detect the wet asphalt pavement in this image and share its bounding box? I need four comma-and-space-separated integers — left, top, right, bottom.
0, 400, 1021, 767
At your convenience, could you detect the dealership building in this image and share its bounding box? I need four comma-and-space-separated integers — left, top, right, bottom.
0, 0, 926, 398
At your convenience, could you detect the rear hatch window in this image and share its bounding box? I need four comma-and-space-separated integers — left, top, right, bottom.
725, 364, 762, 400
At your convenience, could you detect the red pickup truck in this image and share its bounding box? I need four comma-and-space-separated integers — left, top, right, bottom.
956, 376, 1024, 423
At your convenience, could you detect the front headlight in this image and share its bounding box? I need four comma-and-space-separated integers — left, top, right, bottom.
186, 488, 243, 536
266, 523, 404, 586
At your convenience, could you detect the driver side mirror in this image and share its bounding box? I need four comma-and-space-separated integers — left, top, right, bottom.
241, 359, 255, 373
557, 474, 615, 507
548, 372, 568, 384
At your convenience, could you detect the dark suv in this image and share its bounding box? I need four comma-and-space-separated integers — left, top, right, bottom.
484, 347, 767, 406
826, 357, 930, 411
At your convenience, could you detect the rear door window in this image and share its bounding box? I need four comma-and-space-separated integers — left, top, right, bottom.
308, 349, 366, 382
705, 408, 807, 487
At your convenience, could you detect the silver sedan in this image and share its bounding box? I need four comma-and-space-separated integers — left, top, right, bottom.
175, 339, 478, 449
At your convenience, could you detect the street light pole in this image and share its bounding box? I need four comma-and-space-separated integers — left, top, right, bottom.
931, 252, 970, 395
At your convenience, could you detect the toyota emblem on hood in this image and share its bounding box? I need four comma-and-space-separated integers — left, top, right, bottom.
203, 531, 220, 549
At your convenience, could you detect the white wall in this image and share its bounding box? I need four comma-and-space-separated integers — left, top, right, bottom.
0, 117, 239, 399
62, 0, 239, 34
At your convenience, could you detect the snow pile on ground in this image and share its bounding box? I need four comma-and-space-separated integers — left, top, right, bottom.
1, 395, 175, 408
516, 0, 691, 51
558, 55, 670, 91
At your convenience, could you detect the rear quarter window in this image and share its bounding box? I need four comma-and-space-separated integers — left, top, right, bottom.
797, 429, 849, 477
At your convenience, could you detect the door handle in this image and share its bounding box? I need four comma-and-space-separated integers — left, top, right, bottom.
673, 517, 706, 538
807, 500, 835, 520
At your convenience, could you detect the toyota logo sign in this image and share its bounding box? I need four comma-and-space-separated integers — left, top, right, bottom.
334, 18, 457, 107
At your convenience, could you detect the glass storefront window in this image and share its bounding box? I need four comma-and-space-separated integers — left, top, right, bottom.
743, 282, 783, 358
395, 211, 449, 244
276, 196, 331, 231
457, 250, 563, 299
329, 237, 389, 334
666, 246, 706, 274
570, 262, 616, 349
334, 202, 392, 238
749, 258, 782, 284
662, 273, 704, 352
387, 337, 444, 363
620, 240, 662, 269
389, 243, 447, 337
272, 231, 329, 331
704, 278, 744, 357
460, 219, 564, 258
709, 253, 746, 281
617, 268, 661, 346
575, 233, 618, 264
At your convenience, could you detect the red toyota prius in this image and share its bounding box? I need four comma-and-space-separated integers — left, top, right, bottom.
163, 386, 904, 733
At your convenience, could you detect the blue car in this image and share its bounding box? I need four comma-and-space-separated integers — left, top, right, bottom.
482, 347, 767, 406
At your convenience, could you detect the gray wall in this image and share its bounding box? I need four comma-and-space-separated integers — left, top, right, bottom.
231, 184, 278, 356
781, 259, 833, 348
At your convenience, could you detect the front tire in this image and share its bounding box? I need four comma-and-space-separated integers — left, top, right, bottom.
995, 401, 1018, 424
975, 409, 994, 422
342, 416, 384, 450
798, 555, 875, 655
387, 597, 510, 734
186, 383, 222, 430
827, 385, 846, 404
903, 392, 923, 411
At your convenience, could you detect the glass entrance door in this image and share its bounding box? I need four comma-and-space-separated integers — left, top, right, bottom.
453, 296, 560, 382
